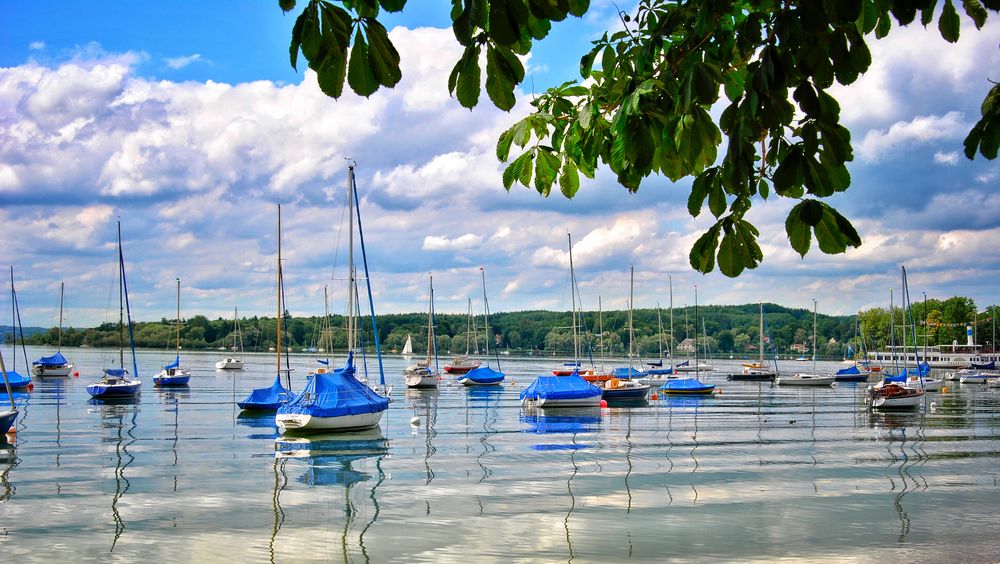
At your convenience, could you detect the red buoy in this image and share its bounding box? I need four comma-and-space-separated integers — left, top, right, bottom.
650, 393, 659, 400
600, 399, 608, 408
74, 371, 79, 377
26, 383, 33, 391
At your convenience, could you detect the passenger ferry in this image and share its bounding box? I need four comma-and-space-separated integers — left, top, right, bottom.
869, 342, 999, 369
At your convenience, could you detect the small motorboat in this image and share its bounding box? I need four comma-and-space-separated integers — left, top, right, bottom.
601, 378, 650, 400
868, 383, 924, 409
833, 364, 871, 382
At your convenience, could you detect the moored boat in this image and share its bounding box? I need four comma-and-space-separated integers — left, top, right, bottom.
404, 275, 440, 389
238, 375, 293, 411
868, 383, 924, 409
520, 371, 603, 407
659, 377, 715, 395
776, 373, 836, 386
833, 364, 870, 382
458, 267, 506, 387
153, 278, 191, 387
601, 378, 650, 400
32, 282, 74, 377
215, 306, 246, 370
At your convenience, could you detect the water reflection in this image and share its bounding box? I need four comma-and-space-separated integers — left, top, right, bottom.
273, 428, 390, 562
0, 436, 16, 502
404, 388, 438, 487
236, 411, 279, 440
93, 399, 139, 552
466, 386, 501, 483
869, 410, 928, 542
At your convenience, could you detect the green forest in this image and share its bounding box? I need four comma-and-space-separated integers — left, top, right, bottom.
14, 298, 999, 359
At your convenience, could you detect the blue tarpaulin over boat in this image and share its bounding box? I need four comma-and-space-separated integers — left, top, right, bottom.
972, 361, 996, 370
3, 370, 31, 389
317, 359, 330, 366
659, 378, 715, 394
836, 365, 864, 376
882, 373, 907, 383
519, 372, 601, 402
164, 357, 180, 370
675, 360, 690, 367
277, 353, 388, 418
238, 375, 293, 411
461, 366, 505, 385
33, 352, 68, 366
611, 367, 645, 379
104, 368, 127, 377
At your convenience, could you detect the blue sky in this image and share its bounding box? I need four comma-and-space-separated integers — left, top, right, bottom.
1, 1, 998, 328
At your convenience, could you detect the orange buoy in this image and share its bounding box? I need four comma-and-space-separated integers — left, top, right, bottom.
650, 393, 659, 400
26, 383, 33, 391
74, 371, 79, 377
600, 399, 608, 408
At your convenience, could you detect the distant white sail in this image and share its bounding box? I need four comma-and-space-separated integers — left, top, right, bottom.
401, 334, 413, 355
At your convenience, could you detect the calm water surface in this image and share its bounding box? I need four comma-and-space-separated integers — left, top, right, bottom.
3, 346, 1000, 562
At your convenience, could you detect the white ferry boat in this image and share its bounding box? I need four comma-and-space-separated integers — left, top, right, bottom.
869, 329, 999, 369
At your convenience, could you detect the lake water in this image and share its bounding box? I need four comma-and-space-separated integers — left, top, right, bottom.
3, 346, 1000, 562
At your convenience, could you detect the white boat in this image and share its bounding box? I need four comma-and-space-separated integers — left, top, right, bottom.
729, 304, 777, 381
215, 306, 245, 370
457, 268, 506, 387
869, 383, 924, 409
276, 165, 389, 433
675, 361, 714, 373
778, 302, 834, 387
908, 375, 942, 392
32, 282, 74, 377
959, 371, 997, 385
404, 275, 440, 389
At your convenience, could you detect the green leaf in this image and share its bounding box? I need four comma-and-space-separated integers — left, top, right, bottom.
689, 225, 721, 274
785, 204, 812, 257
489, 0, 528, 46
378, 0, 406, 11
963, 83, 1000, 159
717, 220, 761, 277
504, 149, 534, 190
348, 30, 379, 97
568, 0, 589, 17
688, 169, 713, 217
365, 19, 402, 86
963, 0, 988, 28
559, 158, 580, 198
708, 174, 726, 218
534, 149, 561, 194
814, 208, 849, 254
497, 128, 515, 161
449, 45, 482, 108
279, 0, 296, 12
939, 0, 961, 42
316, 51, 348, 98
692, 62, 719, 105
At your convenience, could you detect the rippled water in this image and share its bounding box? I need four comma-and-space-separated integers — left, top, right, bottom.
3, 346, 1000, 562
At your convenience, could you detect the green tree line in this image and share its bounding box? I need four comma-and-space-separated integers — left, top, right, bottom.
17, 299, 998, 358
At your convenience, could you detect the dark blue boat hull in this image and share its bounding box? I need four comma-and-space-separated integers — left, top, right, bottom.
0, 409, 16, 432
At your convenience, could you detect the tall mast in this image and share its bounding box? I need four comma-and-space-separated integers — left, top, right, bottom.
598, 295, 605, 368
668, 275, 674, 361
812, 299, 817, 373
656, 303, 664, 361
465, 298, 472, 356
568, 233, 579, 362
117, 223, 125, 372
889, 289, 896, 373
426, 275, 433, 367
346, 166, 355, 353
628, 266, 635, 368
758, 302, 764, 364
430, 275, 439, 373
277, 205, 283, 377
323, 286, 330, 364
58, 281, 64, 351
480, 267, 494, 363
1, 348, 12, 409
175, 278, 181, 361
694, 285, 699, 377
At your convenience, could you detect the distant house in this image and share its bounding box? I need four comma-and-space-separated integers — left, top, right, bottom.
828, 337, 838, 345
790, 343, 810, 354
677, 338, 696, 353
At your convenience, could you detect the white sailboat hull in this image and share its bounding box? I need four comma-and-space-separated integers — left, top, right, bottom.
872, 392, 923, 409
404, 371, 439, 388
276, 410, 384, 432
215, 358, 245, 370
777, 373, 836, 386
31, 363, 74, 377
523, 395, 603, 408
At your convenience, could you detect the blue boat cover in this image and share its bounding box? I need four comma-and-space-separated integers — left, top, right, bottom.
164, 357, 180, 370
33, 351, 68, 366
278, 353, 388, 418
882, 373, 907, 383
462, 366, 505, 384
659, 378, 714, 392
104, 368, 127, 377
318, 359, 330, 366
611, 366, 645, 379
239, 375, 293, 410
675, 360, 690, 367
972, 361, 996, 370
3, 370, 31, 388
836, 365, 863, 376
519, 372, 602, 401
646, 367, 674, 375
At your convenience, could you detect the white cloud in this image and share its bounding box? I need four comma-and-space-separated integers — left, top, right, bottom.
165, 53, 203, 69
934, 151, 959, 165
422, 233, 483, 251
29, 41, 45, 50
857, 112, 967, 162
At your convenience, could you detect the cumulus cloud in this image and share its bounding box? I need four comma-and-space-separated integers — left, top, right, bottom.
857, 112, 967, 162
29, 41, 45, 50
934, 151, 959, 165
423, 233, 484, 251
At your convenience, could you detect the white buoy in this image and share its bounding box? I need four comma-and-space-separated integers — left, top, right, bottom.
410, 416, 420, 426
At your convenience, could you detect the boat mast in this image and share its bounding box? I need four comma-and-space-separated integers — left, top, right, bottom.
58, 281, 64, 351
430, 275, 439, 374
117, 226, 125, 373
812, 299, 817, 373
1, 348, 12, 409
465, 298, 473, 356
481, 267, 499, 369
175, 277, 181, 363
276, 205, 283, 380
346, 167, 355, 354
568, 233, 579, 363
758, 302, 764, 365
695, 285, 699, 378
426, 276, 433, 367
668, 275, 674, 362
628, 266, 635, 370
889, 289, 896, 373
656, 303, 664, 362
598, 295, 605, 369
323, 286, 330, 365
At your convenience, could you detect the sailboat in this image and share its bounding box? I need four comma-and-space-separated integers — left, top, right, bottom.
729, 303, 777, 381
604, 267, 650, 399
215, 307, 246, 370
868, 269, 925, 409
777, 300, 835, 386
444, 299, 481, 374
459, 267, 506, 386
276, 163, 389, 432
520, 234, 602, 407
32, 281, 74, 377
238, 206, 294, 411
87, 220, 142, 399
4, 269, 32, 390
660, 286, 715, 395
1, 349, 17, 433
834, 317, 871, 382
404, 275, 441, 388
153, 278, 191, 387
307, 286, 336, 378
400, 334, 413, 356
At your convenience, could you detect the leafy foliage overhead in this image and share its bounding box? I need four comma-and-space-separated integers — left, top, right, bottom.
279, 0, 998, 277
